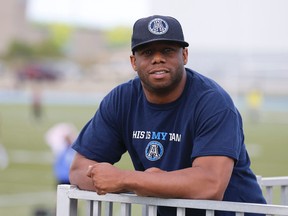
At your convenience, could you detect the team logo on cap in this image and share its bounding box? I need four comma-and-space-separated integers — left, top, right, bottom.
145, 141, 164, 161
148, 18, 169, 35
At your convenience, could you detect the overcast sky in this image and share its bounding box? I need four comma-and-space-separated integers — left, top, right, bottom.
27, 0, 288, 52
27, 0, 150, 28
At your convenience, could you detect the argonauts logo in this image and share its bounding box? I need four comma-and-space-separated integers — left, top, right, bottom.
148, 18, 169, 35
145, 141, 164, 161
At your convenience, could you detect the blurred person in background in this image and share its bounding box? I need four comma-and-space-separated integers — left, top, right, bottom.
30, 86, 43, 121
0, 143, 9, 170
0, 115, 9, 170
45, 122, 77, 185
246, 87, 263, 123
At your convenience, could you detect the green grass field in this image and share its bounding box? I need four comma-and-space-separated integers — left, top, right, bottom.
0, 103, 287, 216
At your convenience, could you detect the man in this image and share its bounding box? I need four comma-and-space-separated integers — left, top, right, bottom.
70, 15, 266, 216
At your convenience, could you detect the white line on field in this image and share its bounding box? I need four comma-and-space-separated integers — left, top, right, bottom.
8, 150, 54, 164
0, 191, 56, 207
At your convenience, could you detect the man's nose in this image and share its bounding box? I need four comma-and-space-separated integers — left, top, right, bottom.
152, 52, 166, 64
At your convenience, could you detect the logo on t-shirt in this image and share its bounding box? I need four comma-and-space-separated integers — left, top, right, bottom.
145, 141, 164, 161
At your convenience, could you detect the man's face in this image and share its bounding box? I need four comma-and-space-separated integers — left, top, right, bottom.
130, 41, 188, 95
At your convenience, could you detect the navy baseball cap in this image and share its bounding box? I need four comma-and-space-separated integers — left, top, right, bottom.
131, 15, 189, 52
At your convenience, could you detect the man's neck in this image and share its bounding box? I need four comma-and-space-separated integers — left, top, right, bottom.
143, 71, 187, 104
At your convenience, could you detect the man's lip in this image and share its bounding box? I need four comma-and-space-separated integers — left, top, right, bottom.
149, 69, 169, 74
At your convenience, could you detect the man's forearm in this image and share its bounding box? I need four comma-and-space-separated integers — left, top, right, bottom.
69, 153, 98, 191
122, 169, 196, 198
122, 166, 226, 200
69, 168, 96, 191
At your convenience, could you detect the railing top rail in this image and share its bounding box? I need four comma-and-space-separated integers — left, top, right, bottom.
58, 185, 288, 215
261, 176, 288, 186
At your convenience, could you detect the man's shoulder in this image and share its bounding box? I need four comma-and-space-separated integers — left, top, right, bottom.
186, 67, 227, 93
185, 67, 234, 106
186, 68, 215, 84
113, 76, 141, 94
104, 76, 142, 101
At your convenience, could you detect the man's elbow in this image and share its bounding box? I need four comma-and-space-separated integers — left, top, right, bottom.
186, 182, 226, 201
69, 167, 77, 185
203, 176, 228, 200
204, 180, 226, 200
185, 191, 224, 201
207, 184, 226, 201
209, 189, 225, 201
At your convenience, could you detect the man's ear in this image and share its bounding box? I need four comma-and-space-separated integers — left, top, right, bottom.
183, 48, 188, 65
130, 55, 137, 71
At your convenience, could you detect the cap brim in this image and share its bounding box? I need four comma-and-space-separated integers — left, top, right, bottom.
132, 39, 189, 52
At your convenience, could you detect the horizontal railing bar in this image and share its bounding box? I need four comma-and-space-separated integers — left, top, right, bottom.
261, 176, 288, 186
59, 185, 288, 215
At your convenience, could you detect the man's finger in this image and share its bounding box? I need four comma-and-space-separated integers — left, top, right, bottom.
86, 165, 94, 177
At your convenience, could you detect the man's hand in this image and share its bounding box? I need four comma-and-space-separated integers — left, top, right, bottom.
87, 163, 127, 195
86, 165, 166, 196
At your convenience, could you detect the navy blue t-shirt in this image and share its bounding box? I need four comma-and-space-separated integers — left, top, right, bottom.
73, 68, 266, 216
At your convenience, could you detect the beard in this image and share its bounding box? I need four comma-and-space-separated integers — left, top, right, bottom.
138, 67, 185, 97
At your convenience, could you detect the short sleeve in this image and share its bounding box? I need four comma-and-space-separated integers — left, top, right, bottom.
72, 92, 126, 164
191, 91, 243, 162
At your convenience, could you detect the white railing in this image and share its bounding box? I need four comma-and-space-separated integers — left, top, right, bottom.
56, 176, 288, 216
260, 176, 288, 205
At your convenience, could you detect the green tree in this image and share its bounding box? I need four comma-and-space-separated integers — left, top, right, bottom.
4, 40, 36, 60
105, 26, 131, 48
4, 23, 73, 61
47, 23, 73, 53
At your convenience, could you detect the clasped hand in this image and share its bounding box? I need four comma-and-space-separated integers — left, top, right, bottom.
87, 162, 127, 195
86, 163, 164, 195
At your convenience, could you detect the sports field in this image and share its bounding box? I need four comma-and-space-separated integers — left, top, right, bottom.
0, 102, 287, 215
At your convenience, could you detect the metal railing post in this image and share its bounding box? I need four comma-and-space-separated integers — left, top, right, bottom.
57, 185, 77, 216
147, 205, 157, 216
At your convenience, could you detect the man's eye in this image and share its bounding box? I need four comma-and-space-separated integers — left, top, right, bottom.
164, 48, 173, 53
143, 50, 152, 55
